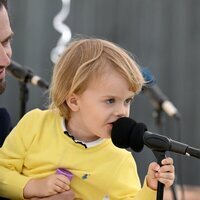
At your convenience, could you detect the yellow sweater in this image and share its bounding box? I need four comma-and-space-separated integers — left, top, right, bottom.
0, 109, 156, 200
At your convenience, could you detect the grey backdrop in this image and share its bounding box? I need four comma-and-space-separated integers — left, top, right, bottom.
1, 0, 200, 186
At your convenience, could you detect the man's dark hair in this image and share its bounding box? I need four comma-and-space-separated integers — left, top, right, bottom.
0, 0, 8, 10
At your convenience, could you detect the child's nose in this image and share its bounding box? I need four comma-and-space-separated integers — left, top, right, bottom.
115, 104, 128, 118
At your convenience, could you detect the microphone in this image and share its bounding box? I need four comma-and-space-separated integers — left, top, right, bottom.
6, 60, 49, 89
111, 117, 200, 159
141, 67, 180, 119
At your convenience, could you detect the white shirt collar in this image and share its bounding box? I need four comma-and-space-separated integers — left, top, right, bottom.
61, 118, 104, 148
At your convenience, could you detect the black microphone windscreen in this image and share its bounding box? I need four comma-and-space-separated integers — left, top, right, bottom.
130, 122, 147, 152
111, 117, 146, 152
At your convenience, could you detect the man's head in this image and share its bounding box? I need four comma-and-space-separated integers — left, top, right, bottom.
0, 0, 13, 94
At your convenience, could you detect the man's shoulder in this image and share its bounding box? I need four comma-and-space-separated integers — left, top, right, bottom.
0, 108, 11, 126
0, 107, 10, 117
0, 108, 12, 146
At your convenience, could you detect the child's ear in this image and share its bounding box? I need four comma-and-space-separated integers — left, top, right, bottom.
66, 94, 79, 111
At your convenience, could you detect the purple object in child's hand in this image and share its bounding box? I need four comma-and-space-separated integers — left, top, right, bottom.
56, 168, 73, 181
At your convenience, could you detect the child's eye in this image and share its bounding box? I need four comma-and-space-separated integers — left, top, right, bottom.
106, 99, 115, 104
125, 98, 133, 104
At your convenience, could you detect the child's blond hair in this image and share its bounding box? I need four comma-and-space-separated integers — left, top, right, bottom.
49, 38, 144, 120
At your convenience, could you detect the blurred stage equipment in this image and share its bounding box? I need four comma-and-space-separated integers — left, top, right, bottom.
7, 60, 49, 89
140, 66, 182, 200
141, 67, 180, 121
7, 60, 49, 118
51, 0, 71, 64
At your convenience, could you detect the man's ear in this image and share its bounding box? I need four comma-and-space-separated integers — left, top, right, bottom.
66, 93, 79, 111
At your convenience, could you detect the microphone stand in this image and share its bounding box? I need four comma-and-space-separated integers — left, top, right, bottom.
152, 108, 163, 130
153, 151, 166, 200
153, 108, 178, 200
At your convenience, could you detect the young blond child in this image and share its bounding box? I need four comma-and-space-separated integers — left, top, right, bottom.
0, 38, 174, 200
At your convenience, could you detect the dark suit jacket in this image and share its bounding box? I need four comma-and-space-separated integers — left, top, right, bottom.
0, 108, 12, 147
0, 108, 11, 199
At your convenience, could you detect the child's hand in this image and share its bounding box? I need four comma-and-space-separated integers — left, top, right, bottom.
25, 190, 75, 200
46, 190, 75, 200
24, 174, 71, 198
146, 157, 175, 190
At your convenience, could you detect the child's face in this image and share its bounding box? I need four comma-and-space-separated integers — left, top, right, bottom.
67, 66, 135, 142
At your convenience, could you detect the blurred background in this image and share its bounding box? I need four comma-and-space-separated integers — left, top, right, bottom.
1, 0, 200, 195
